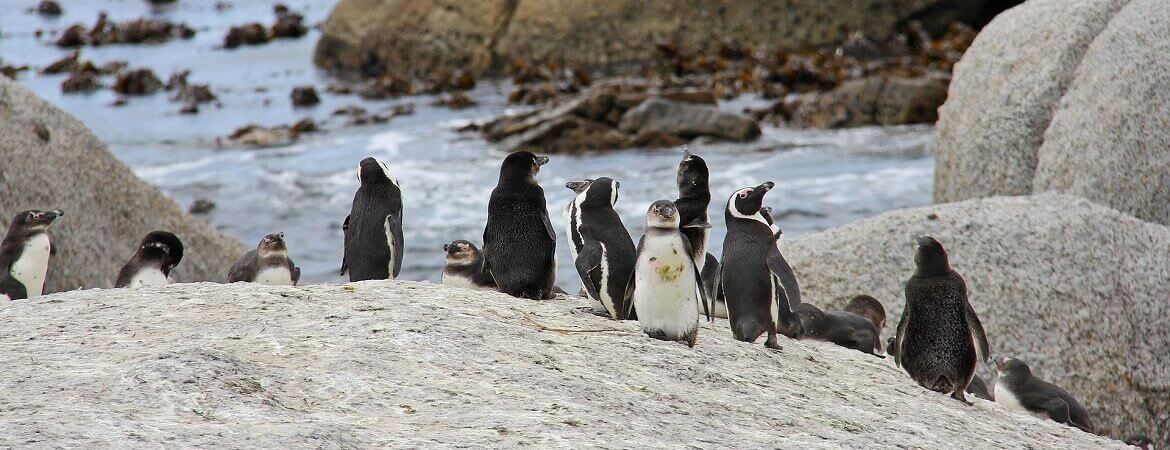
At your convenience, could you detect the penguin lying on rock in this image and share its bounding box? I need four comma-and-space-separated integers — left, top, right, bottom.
796, 303, 884, 357
229, 233, 300, 286
0, 209, 63, 300
992, 354, 1094, 433
116, 231, 183, 288
441, 240, 495, 291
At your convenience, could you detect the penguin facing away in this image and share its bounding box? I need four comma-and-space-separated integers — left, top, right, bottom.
716, 182, 803, 350
886, 336, 993, 401
441, 240, 496, 291
342, 157, 404, 282
674, 147, 711, 270
0, 209, 63, 300
894, 235, 990, 404
625, 200, 711, 346
229, 233, 301, 286
483, 151, 557, 300
115, 231, 184, 288
991, 355, 1094, 433
565, 177, 638, 319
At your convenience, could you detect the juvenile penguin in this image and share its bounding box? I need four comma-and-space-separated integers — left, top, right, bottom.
565, 177, 638, 319
341, 157, 404, 281
886, 336, 993, 401
441, 240, 495, 291
0, 209, 63, 300
483, 151, 556, 300
715, 182, 803, 349
115, 231, 184, 288
229, 233, 301, 285
844, 295, 887, 332
894, 236, 990, 404
625, 200, 711, 346
796, 303, 883, 357
674, 148, 712, 269
991, 355, 1094, 433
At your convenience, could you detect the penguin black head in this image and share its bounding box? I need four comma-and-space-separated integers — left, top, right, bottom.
677, 147, 710, 195
760, 206, 775, 226
571, 177, 619, 208
726, 182, 774, 222
136, 231, 184, 272
443, 240, 482, 266
845, 294, 886, 330
1123, 434, 1154, 450
646, 200, 680, 229
6, 209, 64, 238
565, 179, 592, 194
912, 235, 952, 277
257, 232, 287, 256
885, 337, 898, 361
357, 157, 399, 187
992, 354, 1033, 382
499, 151, 549, 184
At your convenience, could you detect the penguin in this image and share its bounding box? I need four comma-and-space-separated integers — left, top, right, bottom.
991, 355, 1094, 433
1123, 434, 1154, 449
441, 240, 496, 291
229, 232, 301, 285
115, 231, 184, 288
894, 235, 990, 404
844, 294, 887, 332
341, 157, 404, 282
565, 177, 638, 319
796, 303, 883, 357
715, 182, 803, 349
483, 151, 556, 300
624, 200, 711, 346
886, 336, 993, 401
0, 209, 63, 300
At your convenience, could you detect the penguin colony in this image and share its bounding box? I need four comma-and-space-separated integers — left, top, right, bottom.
0, 148, 1152, 445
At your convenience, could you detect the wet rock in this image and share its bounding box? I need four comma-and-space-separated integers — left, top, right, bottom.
0, 62, 30, 79
173, 84, 216, 104
497, 116, 631, 153
289, 118, 318, 137
108, 97, 127, 107
619, 98, 760, 142
225, 125, 282, 148
188, 198, 216, 215
389, 103, 415, 117
788, 74, 948, 128
358, 74, 413, 99
631, 130, 686, 148
164, 70, 190, 90
112, 68, 163, 95
223, 23, 269, 48
55, 25, 86, 48
433, 92, 476, 110
270, 11, 308, 39
61, 72, 101, 93
178, 103, 199, 114
59, 14, 196, 47
35, 1, 63, 16
290, 86, 320, 107
214, 1, 232, 11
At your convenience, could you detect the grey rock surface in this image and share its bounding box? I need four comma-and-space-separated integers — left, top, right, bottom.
790, 74, 949, 129
0, 76, 246, 292
0, 281, 1125, 448
784, 193, 1169, 445
619, 98, 760, 142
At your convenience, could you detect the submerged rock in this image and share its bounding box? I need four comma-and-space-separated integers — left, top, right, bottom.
54, 14, 196, 47
60, 72, 102, 93
290, 86, 320, 107
112, 68, 163, 95
35, 1, 63, 16
223, 23, 269, 48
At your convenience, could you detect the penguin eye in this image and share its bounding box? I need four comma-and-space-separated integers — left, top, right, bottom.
614, 181, 620, 189
738, 191, 749, 199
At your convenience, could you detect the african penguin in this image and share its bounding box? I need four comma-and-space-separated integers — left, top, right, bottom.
115, 231, 184, 288
844, 295, 887, 334
483, 151, 557, 300
886, 335, 992, 401
625, 200, 711, 347
715, 182, 802, 350
991, 355, 1094, 433
796, 303, 883, 357
441, 240, 496, 291
229, 232, 301, 285
894, 235, 990, 404
565, 177, 637, 319
341, 157, 404, 281
0, 209, 63, 300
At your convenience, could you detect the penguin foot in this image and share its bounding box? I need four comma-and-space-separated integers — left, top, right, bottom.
950, 390, 973, 406
764, 333, 783, 351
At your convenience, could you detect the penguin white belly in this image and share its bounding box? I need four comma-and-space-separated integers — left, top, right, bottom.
442, 273, 489, 291
596, 243, 617, 317
254, 267, 294, 286
994, 383, 1029, 413
711, 299, 728, 319
634, 238, 699, 338
128, 268, 169, 288
770, 275, 780, 326
384, 216, 397, 280
564, 204, 580, 262
11, 233, 51, 297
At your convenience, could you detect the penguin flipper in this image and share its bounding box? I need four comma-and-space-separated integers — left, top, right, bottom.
893, 306, 910, 368
0, 274, 28, 300
290, 262, 301, 286
1038, 397, 1071, 426
228, 249, 258, 283
962, 291, 991, 363
679, 233, 710, 322
574, 239, 604, 304
765, 242, 802, 310
387, 212, 404, 279
540, 207, 556, 242
339, 214, 350, 276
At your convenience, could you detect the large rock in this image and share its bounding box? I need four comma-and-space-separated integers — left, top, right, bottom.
789, 74, 949, 128
934, 0, 1170, 227
0, 281, 1125, 448
618, 98, 760, 142
784, 193, 1169, 445
314, 0, 1013, 77
0, 77, 246, 292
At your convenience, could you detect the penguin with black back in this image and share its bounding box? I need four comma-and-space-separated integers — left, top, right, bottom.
674, 147, 720, 298
115, 231, 184, 288
341, 157, 404, 281
0, 209, 63, 300
483, 151, 557, 300
625, 200, 711, 346
894, 235, 990, 404
715, 182, 803, 349
991, 354, 1094, 433
886, 336, 993, 401
565, 177, 637, 319
796, 303, 884, 357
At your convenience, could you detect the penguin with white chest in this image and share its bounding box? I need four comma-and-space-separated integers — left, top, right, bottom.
341, 157, 404, 281
625, 200, 711, 347
115, 231, 184, 288
715, 183, 803, 350
0, 209, 63, 300
441, 240, 496, 291
229, 233, 301, 285
483, 151, 557, 300
565, 177, 637, 319
991, 354, 1094, 433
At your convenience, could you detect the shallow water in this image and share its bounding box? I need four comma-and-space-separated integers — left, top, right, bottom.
0, 0, 934, 291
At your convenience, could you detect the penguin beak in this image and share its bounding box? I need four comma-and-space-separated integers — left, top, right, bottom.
565, 180, 590, 192
534, 155, 549, 166
756, 181, 775, 192
682, 146, 692, 159
44, 210, 63, 220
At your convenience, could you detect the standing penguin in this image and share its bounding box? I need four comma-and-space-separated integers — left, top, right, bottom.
625, 200, 711, 346
894, 236, 990, 404
115, 231, 184, 288
674, 148, 722, 312
991, 355, 1094, 433
716, 183, 803, 349
441, 240, 496, 291
229, 233, 301, 285
341, 157, 404, 281
565, 177, 637, 319
483, 151, 556, 300
0, 209, 63, 300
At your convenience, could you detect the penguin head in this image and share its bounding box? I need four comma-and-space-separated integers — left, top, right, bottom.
357, 157, 399, 188
578, 177, 618, 208
761, 206, 775, 226
1123, 434, 1153, 450
646, 200, 680, 229
257, 232, 288, 256
500, 151, 548, 184
6, 209, 63, 236
677, 147, 709, 193
443, 240, 481, 266
845, 294, 886, 330
992, 354, 1033, 381
565, 179, 592, 194
912, 235, 952, 277
726, 182, 774, 222
137, 231, 184, 271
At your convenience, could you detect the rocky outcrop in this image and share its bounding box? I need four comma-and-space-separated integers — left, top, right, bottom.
0, 281, 1126, 448
0, 76, 246, 292
783, 193, 1169, 445
314, 0, 1014, 77
934, 0, 1170, 226
788, 74, 949, 128
618, 98, 760, 142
